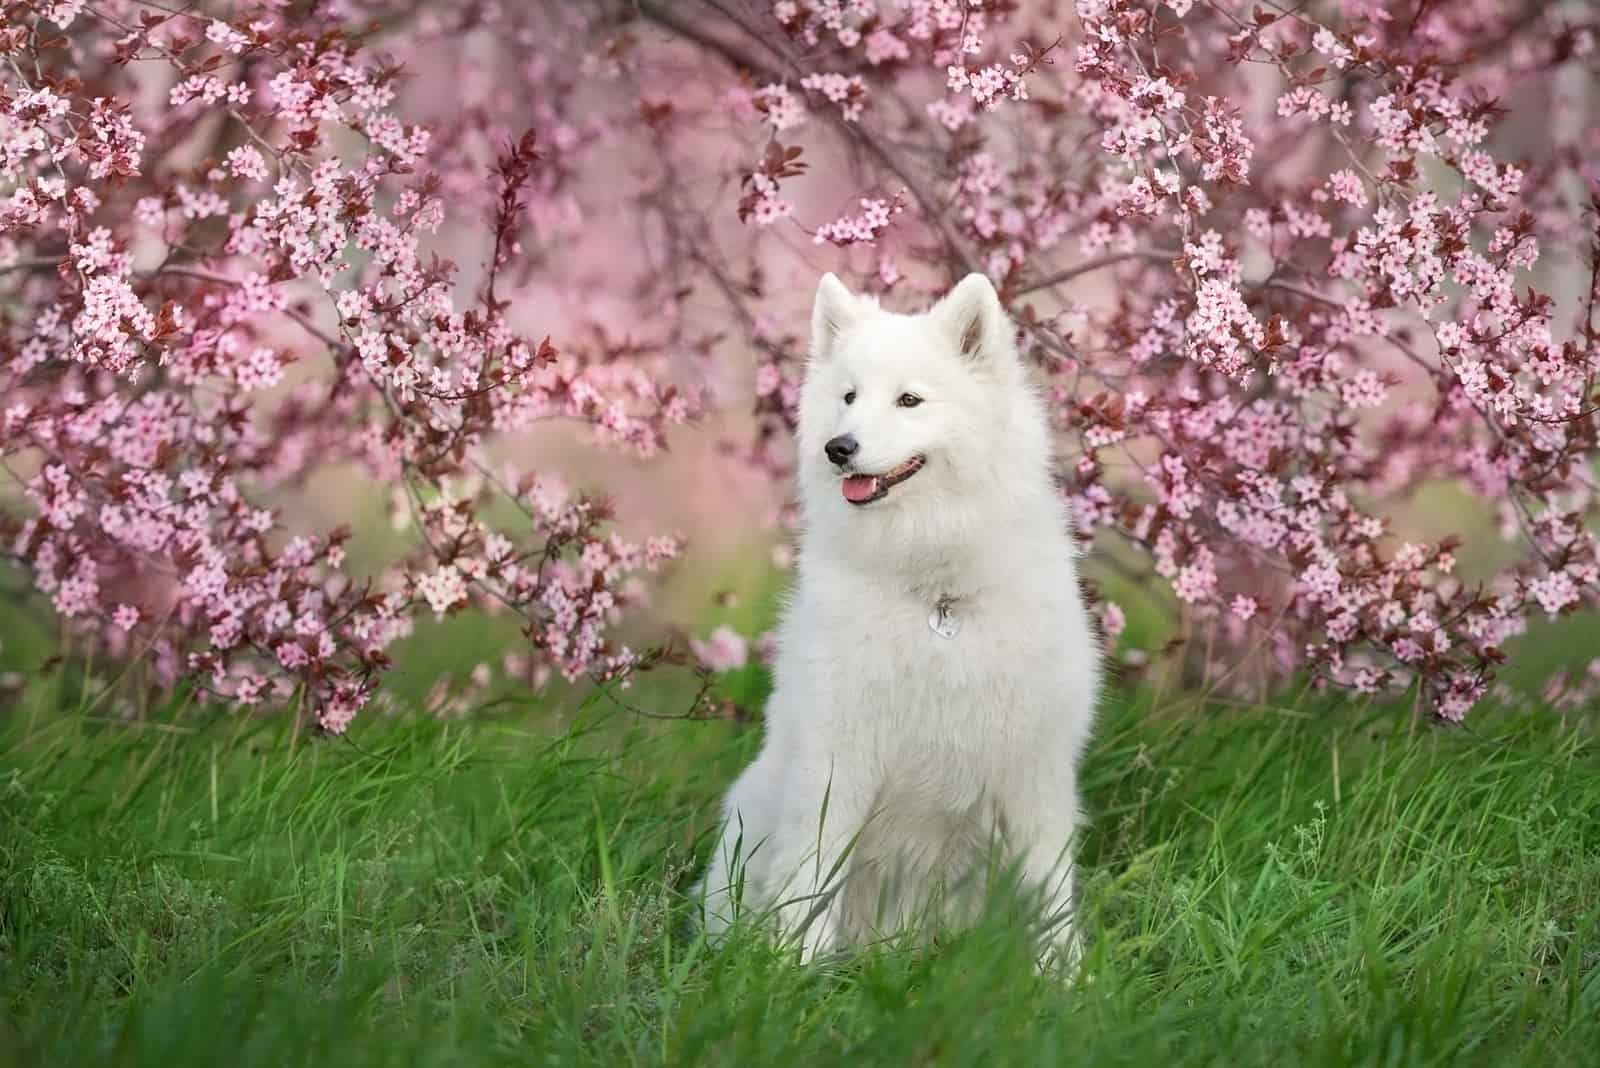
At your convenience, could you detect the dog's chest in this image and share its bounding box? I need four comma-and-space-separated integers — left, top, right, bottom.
803, 586, 1059, 737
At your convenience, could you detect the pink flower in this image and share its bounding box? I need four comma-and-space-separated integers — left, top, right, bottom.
813, 193, 907, 247
800, 72, 867, 122
417, 566, 469, 619
1099, 602, 1127, 642
690, 626, 749, 673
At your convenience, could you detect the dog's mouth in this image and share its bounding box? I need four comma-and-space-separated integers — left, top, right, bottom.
841, 454, 925, 505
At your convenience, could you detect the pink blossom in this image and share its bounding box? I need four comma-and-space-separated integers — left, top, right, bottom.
1099, 602, 1126, 642
754, 84, 807, 131
800, 72, 868, 122
814, 193, 907, 247
690, 626, 749, 673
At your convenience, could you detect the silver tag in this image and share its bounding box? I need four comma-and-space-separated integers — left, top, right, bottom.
928, 597, 961, 640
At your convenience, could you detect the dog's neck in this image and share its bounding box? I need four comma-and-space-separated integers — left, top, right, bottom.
908, 575, 971, 606
810, 483, 1068, 606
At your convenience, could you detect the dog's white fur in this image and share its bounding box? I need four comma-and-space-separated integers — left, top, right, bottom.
696, 272, 1100, 966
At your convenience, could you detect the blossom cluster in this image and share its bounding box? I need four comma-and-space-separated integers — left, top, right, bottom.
1054, 0, 1599, 717
2, 3, 695, 731
716, 0, 1600, 718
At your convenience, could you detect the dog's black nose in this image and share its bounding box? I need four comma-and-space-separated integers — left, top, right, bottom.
825, 434, 859, 467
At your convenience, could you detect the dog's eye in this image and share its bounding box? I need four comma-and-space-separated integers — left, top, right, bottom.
843, 390, 856, 405
897, 393, 923, 409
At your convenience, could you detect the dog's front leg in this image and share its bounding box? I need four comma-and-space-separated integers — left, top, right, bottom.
997, 775, 1084, 975
764, 763, 873, 963
1021, 844, 1082, 975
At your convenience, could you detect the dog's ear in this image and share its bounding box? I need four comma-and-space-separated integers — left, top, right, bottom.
931, 273, 1010, 364
811, 273, 862, 361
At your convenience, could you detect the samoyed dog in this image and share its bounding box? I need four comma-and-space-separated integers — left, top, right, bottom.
696, 272, 1101, 968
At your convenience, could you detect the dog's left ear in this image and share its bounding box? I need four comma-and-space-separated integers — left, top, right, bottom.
931, 273, 1010, 364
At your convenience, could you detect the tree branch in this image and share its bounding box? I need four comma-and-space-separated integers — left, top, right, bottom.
1016, 249, 1179, 295
630, 0, 977, 277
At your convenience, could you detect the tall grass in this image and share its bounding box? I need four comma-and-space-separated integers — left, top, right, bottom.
3, 678, 1597, 1066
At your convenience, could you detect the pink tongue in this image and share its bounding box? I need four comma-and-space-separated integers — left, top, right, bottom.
842, 475, 880, 502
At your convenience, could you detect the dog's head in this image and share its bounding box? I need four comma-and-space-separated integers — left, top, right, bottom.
796, 272, 1052, 539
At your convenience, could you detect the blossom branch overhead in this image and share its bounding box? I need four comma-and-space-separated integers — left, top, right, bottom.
5, 0, 1600, 725
2, 1, 698, 731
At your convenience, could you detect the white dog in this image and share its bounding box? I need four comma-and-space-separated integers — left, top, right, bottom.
696, 272, 1101, 968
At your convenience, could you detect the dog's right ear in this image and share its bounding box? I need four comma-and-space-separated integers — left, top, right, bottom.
811, 273, 861, 361
930, 273, 1009, 365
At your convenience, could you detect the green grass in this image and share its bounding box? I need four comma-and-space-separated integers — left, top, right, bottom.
2, 683, 1598, 1066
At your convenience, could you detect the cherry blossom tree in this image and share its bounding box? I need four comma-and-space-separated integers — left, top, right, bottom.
2, 2, 693, 732
5, 0, 1600, 728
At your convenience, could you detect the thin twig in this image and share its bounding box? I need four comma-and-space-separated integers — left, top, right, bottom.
1016, 249, 1179, 296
